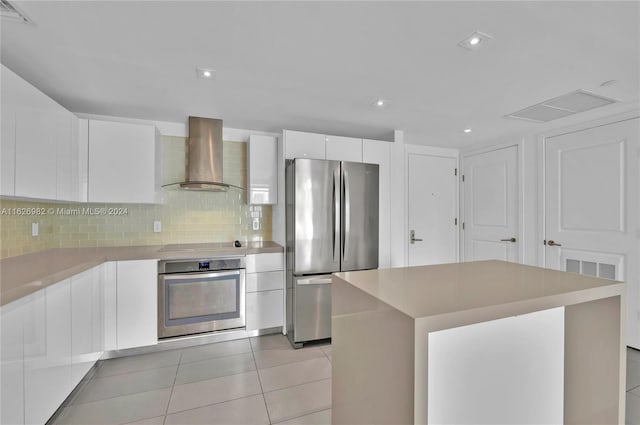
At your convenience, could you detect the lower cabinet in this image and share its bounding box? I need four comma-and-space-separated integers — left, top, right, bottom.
246, 290, 284, 331
116, 260, 158, 350
71, 268, 103, 384
1, 296, 26, 425
245, 254, 284, 332
24, 279, 72, 425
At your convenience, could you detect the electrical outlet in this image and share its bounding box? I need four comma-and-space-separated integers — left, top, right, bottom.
153, 221, 162, 233
31, 222, 38, 237
252, 218, 260, 230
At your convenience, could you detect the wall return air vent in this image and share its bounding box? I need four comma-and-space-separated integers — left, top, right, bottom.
506, 89, 617, 123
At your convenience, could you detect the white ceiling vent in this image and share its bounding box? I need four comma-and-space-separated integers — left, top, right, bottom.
506, 90, 617, 123
1, 0, 31, 23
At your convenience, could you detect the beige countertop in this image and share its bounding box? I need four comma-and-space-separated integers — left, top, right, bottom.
334, 259, 624, 322
0, 241, 283, 306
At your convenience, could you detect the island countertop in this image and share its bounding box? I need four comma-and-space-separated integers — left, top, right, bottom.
334, 259, 624, 324
0, 241, 283, 306
332, 260, 626, 424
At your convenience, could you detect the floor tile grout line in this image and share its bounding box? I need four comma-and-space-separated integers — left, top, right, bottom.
262, 376, 332, 396
270, 407, 331, 425
255, 352, 332, 373
93, 360, 182, 380
162, 349, 183, 425
249, 345, 273, 424
163, 388, 264, 417
174, 364, 258, 387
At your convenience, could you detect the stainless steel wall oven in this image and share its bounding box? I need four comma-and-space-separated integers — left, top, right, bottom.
158, 258, 245, 339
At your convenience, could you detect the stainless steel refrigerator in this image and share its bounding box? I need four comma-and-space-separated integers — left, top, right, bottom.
286, 158, 379, 348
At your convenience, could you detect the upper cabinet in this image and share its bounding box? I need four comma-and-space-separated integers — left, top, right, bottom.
284, 130, 364, 162
284, 130, 326, 160
326, 135, 362, 162
87, 120, 161, 204
248, 135, 278, 205
1, 64, 79, 201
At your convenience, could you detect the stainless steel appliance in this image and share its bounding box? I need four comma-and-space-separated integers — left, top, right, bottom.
286, 159, 379, 347
158, 257, 245, 339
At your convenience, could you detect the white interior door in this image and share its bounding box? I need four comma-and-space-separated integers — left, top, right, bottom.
408, 154, 457, 266
463, 146, 519, 262
545, 117, 639, 348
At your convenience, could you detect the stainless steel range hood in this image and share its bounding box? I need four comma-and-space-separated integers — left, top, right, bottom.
165, 116, 240, 192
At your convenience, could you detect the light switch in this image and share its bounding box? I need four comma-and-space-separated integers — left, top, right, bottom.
153, 221, 162, 233
253, 218, 260, 230
32, 222, 38, 237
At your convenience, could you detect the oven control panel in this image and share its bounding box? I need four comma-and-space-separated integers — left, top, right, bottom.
159, 258, 245, 274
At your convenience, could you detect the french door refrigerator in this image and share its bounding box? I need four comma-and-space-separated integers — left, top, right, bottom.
286, 158, 378, 348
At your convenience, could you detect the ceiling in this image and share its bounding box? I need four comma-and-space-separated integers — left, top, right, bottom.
1, 1, 638, 147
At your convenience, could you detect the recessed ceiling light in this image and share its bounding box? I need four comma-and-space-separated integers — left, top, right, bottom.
372, 99, 388, 108
463, 128, 472, 133
196, 67, 216, 79
458, 31, 493, 51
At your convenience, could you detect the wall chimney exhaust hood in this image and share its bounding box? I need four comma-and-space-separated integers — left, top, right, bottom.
163, 117, 242, 192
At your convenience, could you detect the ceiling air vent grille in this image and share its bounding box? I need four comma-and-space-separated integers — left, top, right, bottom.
506, 89, 617, 123
1, 0, 31, 23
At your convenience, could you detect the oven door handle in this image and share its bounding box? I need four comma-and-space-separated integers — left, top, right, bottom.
161, 270, 242, 280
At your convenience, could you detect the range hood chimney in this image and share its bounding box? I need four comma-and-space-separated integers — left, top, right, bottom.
179, 117, 231, 191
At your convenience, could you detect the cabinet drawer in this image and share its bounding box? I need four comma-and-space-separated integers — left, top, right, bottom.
246, 253, 284, 273
246, 290, 283, 331
246, 271, 284, 293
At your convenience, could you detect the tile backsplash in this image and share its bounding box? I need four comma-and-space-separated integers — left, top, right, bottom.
0, 137, 272, 259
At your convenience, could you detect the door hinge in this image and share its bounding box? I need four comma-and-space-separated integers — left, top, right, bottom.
454, 168, 458, 176
454, 217, 458, 225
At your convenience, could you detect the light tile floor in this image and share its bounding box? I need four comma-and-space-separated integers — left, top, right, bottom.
52, 337, 640, 424
53, 335, 332, 425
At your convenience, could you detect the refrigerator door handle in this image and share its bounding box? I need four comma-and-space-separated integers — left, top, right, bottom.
343, 167, 350, 263
297, 277, 333, 285
333, 167, 340, 264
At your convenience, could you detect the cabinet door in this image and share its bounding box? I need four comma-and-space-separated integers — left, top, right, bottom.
248, 135, 278, 205
102, 261, 118, 351
14, 108, 59, 200
71, 267, 103, 385
1, 298, 26, 425
246, 253, 284, 273
363, 139, 391, 268
246, 290, 284, 331
24, 280, 72, 425
326, 136, 363, 162
284, 130, 325, 160
246, 271, 284, 292
88, 120, 158, 203
0, 103, 16, 196
117, 260, 158, 350
56, 114, 79, 202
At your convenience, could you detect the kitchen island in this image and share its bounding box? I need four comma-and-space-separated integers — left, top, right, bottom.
332, 260, 625, 424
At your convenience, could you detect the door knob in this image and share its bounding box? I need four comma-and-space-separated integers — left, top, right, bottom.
546, 240, 562, 246
410, 230, 423, 244
500, 237, 517, 243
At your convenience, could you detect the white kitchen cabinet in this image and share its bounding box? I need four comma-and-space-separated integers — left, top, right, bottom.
326, 135, 363, 162
246, 290, 284, 331
102, 261, 118, 351
71, 267, 103, 385
116, 260, 158, 350
284, 130, 326, 160
246, 270, 284, 292
1, 297, 26, 425
1, 64, 79, 201
88, 120, 160, 204
246, 252, 284, 273
363, 139, 391, 268
24, 279, 72, 425
248, 134, 278, 205
0, 94, 16, 196
245, 253, 284, 331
